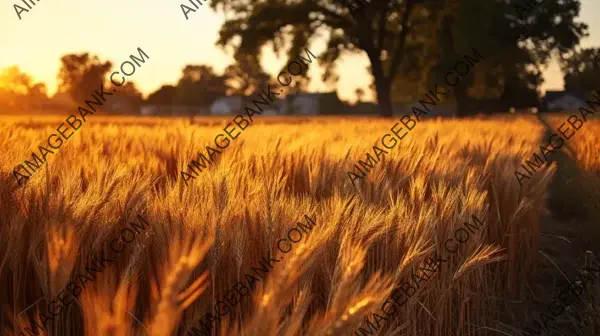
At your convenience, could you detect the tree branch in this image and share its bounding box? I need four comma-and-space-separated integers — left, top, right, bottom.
387, 0, 418, 80
376, 0, 392, 50
306, 2, 356, 32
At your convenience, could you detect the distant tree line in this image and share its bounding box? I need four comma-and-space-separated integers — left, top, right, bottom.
0, 43, 598, 115
209, 0, 596, 116
0, 52, 275, 114
0, 66, 50, 112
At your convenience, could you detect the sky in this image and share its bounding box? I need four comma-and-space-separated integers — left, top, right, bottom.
0, 0, 598, 103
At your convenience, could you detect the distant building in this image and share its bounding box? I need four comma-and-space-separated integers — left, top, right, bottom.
281, 93, 319, 115
105, 96, 140, 113
208, 92, 344, 115
210, 96, 244, 115
542, 91, 586, 112
281, 92, 343, 115
394, 101, 457, 117
140, 105, 208, 116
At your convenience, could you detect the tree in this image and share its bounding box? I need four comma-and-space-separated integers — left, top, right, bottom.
210, 0, 587, 116
0, 66, 33, 94
57, 53, 112, 103
388, 0, 586, 115
561, 47, 600, 95
147, 85, 177, 105
442, 0, 585, 114
0, 66, 49, 111
175, 65, 228, 106
211, 0, 463, 116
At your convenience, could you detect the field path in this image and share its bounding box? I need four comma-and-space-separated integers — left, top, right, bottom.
519, 113, 600, 335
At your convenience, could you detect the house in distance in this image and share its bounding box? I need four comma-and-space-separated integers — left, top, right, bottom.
542, 90, 587, 112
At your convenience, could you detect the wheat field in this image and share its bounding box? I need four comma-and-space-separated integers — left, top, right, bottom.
0, 114, 599, 336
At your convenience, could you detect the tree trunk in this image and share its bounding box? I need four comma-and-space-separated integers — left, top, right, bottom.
454, 83, 471, 117
375, 77, 393, 117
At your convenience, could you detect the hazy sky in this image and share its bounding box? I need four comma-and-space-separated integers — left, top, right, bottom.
1, 0, 598, 102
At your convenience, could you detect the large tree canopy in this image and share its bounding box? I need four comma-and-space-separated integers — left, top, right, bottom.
561, 47, 600, 95
438, 0, 588, 113
57, 53, 112, 103
224, 54, 271, 96
209, 0, 588, 116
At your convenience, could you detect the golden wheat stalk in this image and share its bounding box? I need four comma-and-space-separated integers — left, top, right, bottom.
147, 232, 214, 336
453, 244, 507, 281
46, 226, 78, 297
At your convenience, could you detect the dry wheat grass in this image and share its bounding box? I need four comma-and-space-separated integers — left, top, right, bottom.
0, 114, 598, 335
